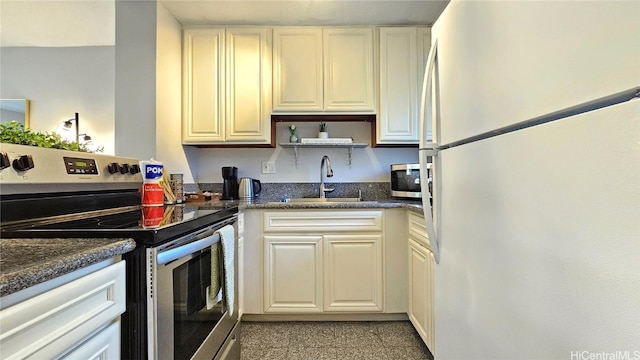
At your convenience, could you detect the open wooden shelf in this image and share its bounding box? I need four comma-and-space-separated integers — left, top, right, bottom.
279, 143, 369, 166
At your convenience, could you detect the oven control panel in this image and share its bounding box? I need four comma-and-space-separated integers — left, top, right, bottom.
64, 157, 99, 175
0, 143, 143, 194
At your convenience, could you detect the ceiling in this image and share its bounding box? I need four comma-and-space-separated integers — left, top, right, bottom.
0, 0, 448, 47
0, 1, 115, 47
162, 0, 449, 26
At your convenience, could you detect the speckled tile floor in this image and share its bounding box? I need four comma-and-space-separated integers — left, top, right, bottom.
240, 321, 433, 360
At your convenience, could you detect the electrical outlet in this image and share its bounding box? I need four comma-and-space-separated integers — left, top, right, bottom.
261, 161, 276, 174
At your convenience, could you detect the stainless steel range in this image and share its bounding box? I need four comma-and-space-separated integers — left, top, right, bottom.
0, 143, 240, 360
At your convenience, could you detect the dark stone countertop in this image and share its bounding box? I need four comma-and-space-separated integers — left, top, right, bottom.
245, 200, 424, 214
195, 198, 425, 214
0, 238, 136, 297
0, 199, 423, 298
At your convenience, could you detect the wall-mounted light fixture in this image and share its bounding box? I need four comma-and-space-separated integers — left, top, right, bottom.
62, 112, 92, 143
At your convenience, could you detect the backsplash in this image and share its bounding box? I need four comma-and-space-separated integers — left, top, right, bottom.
188, 182, 411, 202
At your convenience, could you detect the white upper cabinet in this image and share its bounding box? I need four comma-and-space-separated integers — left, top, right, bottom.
419, 27, 432, 78
377, 27, 431, 145
183, 28, 225, 143
273, 27, 376, 113
323, 28, 376, 112
183, 27, 272, 145
225, 28, 272, 143
272, 28, 324, 111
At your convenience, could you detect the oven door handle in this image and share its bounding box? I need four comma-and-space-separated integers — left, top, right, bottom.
157, 232, 220, 265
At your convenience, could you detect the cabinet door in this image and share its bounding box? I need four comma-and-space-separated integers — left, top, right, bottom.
378, 27, 419, 144
183, 28, 225, 144
408, 211, 431, 250
226, 28, 272, 144
323, 27, 376, 112
408, 238, 435, 351
418, 27, 432, 79
418, 27, 433, 141
324, 234, 383, 312
60, 321, 120, 359
264, 235, 323, 313
272, 28, 323, 111
0, 262, 125, 359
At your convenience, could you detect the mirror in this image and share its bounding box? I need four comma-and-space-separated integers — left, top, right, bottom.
0, 99, 30, 128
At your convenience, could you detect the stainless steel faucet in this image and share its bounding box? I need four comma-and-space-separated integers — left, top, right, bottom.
319, 155, 334, 198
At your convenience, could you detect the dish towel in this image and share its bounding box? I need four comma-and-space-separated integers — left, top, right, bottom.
207, 241, 222, 309
217, 224, 235, 315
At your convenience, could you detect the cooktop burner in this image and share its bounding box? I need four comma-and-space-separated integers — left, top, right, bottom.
2, 204, 238, 245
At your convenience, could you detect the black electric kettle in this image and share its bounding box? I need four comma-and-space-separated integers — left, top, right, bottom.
238, 178, 261, 198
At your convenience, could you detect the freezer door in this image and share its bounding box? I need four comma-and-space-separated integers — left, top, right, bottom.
431, 0, 640, 144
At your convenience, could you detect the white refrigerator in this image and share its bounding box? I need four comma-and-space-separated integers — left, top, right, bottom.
418, 1, 640, 358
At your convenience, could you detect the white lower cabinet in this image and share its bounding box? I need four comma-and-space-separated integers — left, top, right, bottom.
407, 212, 435, 352
324, 234, 382, 312
262, 210, 383, 313
264, 235, 323, 313
61, 321, 121, 360
0, 261, 126, 359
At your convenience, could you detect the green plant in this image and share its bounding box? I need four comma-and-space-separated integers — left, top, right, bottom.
0, 120, 93, 152
319, 122, 328, 132
288, 124, 297, 135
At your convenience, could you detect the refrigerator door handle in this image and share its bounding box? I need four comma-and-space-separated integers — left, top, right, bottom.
419, 38, 438, 151
419, 39, 441, 263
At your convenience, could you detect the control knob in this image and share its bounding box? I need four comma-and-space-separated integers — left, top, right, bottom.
108, 162, 121, 174
12, 154, 34, 172
120, 164, 130, 174
129, 164, 140, 174
0, 152, 10, 170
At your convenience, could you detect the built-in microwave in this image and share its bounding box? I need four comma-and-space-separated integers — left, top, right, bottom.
390, 163, 427, 199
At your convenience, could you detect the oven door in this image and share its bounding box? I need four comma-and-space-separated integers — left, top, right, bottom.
147, 217, 238, 360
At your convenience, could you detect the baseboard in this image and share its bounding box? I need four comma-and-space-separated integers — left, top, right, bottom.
240, 313, 409, 322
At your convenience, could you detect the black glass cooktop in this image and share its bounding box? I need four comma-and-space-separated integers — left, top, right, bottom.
1, 204, 238, 245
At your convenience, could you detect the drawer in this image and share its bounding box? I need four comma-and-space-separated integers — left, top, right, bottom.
263, 210, 383, 232
408, 211, 431, 249
0, 261, 126, 359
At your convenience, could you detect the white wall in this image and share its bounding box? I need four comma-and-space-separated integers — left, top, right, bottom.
155, 1, 200, 184
0, 46, 116, 154
195, 121, 417, 183
114, 0, 157, 160
0, 1, 418, 184
150, 12, 417, 184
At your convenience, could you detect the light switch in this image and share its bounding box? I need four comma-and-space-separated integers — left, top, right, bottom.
261, 161, 276, 174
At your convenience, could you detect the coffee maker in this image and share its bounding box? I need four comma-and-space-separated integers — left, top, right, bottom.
221, 166, 238, 200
